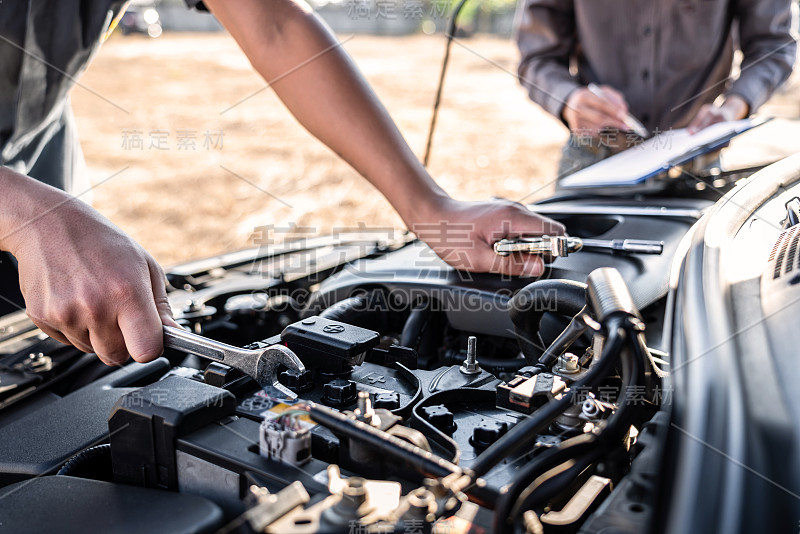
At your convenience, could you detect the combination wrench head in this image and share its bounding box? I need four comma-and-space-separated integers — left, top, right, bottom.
252, 344, 306, 400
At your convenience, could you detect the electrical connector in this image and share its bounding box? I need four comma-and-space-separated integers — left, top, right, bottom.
259, 412, 312, 467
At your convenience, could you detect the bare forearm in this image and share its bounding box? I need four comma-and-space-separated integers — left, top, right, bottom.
203, 0, 564, 277
205, 0, 449, 225
0, 168, 65, 255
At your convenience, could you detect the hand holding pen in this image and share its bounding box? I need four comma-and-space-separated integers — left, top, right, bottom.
562, 83, 649, 138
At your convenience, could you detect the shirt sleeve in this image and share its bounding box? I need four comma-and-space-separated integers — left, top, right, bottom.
728, 0, 797, 112
184, 0, 209, 11
515, 0, 581, 122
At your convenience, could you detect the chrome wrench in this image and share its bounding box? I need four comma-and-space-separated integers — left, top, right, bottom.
163, 325, 305, 399
493, 236, 663, 258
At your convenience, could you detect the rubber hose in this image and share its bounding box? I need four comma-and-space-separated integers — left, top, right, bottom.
400, 300, 433, 350
318, 293, 388, 333
56, 444, 113, 481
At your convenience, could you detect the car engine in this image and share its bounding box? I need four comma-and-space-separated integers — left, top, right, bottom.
0, 193, 719, 533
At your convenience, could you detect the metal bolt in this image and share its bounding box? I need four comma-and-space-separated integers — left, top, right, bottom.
556, 353, 580, 373
356, 391, 368, 412
460, 336, 481, 375
354, 391, 374, 424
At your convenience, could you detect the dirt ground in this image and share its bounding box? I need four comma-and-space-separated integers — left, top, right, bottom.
71, 32, 800, 266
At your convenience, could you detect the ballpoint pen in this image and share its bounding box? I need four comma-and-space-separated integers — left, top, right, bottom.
587, 83, 649, 138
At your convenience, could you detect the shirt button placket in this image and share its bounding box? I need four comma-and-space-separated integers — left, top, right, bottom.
640, 3, 657, 130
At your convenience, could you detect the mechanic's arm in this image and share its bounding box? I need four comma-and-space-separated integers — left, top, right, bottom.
203, 0, 563, 276
0, 168, 176, 365
688, 0, 796, 132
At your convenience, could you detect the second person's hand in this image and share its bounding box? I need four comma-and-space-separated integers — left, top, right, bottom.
563, 84, 630, 136
687, 95, 749, 134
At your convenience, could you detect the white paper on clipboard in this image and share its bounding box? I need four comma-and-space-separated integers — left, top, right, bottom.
559, 118, 764, 189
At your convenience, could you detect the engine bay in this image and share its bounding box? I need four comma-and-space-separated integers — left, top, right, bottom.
0, 195, 713, 533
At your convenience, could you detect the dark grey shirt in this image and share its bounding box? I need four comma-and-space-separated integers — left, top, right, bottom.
0, 0, 130, 193
516, 0, 797, 131
0, 0, 207, 194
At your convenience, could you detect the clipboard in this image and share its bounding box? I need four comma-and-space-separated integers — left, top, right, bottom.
558, 117, 769, 190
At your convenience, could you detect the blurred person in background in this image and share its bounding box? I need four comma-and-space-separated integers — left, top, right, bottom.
0, 0, 563, 366
516, 0, 797, 176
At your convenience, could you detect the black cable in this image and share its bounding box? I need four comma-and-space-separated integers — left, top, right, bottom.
308, 403, 458, 478
470, 319, 627, 479
491, 346, 623, 533
514, 348, 639, 514
308, 402, 499, 508
423, 0, 471, 166
496, 318, 648, 532
512, 458, 595, 530
492, 434, 599, 532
